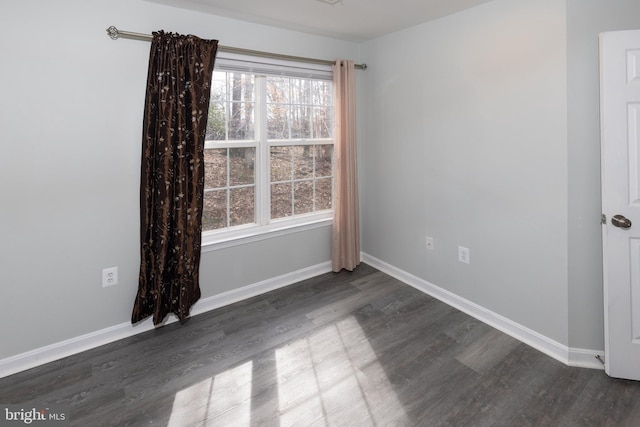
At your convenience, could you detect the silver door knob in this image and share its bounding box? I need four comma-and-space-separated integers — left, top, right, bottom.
612, 214, 632, 229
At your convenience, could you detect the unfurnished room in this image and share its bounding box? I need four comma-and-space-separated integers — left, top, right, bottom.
2, 0, 640, 425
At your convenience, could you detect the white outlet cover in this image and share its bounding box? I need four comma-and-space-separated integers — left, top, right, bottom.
102, 267, 118, 287
426, 236, 434, 250
458, 246, 470, 264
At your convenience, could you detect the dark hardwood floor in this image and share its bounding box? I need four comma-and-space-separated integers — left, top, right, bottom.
2, 264, 640, 426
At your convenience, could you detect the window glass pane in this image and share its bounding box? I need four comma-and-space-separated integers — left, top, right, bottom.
313, 106, 332, 138
206, 102, 227, 140
293, 146, 313, 180
211, 71, 227, 99
290, 105, 311, 139
312, 80, 332, 105
229, 102, 254, 140
294, 180, 314, 215
267, 104, 289, 139
267, 76, 289, 103
271, 146, 292, 182
267, 76, 290, 140
271, 182, 292, 218
204, 148, 227, 189
203, 190, 227, 231
290, 79, 311, 105
316, 178, 332, 211
229, 148, 255, 186
230, 187, 255, 226
230, 73, 254, 102
316, 145, 333, 178
208, 72, 228, 141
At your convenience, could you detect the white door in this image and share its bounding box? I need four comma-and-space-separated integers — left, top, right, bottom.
601, 29, 640, 381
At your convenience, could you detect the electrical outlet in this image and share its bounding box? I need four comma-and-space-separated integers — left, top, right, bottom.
102, 267, 118, 287
425, 236, 434, 250
458, 246, 470, 264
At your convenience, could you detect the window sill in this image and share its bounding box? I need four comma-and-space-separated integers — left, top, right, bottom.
201, 215, 333, 253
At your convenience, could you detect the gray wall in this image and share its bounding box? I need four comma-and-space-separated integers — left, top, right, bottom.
360, 0, 570, 345
360, 0, 640, 352
0, 0, 358, 360
567, 0, 640, 351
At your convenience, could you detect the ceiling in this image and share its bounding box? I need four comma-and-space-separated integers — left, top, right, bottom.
146, 0, 495, 42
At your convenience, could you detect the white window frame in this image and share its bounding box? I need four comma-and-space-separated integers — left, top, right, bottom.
201, 54, 334, 251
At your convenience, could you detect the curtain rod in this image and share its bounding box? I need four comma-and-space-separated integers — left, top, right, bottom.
106, 26, 367, 70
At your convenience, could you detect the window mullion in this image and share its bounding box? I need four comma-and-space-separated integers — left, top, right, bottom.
290, 147, 295, 216
255, 75, 269, 226
226, 148, 231, 228
225, 73, 230, 141
312, 145, 317, 212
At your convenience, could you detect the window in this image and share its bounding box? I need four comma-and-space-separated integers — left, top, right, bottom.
203, 72, 256, 231
202, 57, 334, 245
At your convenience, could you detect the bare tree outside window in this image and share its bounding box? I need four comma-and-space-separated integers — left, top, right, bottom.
202, 70, 333, 234
267, 76, 333, 220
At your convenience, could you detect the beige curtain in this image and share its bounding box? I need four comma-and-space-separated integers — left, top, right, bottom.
332, 60, 360, 272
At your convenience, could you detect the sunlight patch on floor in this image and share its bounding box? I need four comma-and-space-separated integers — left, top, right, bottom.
168, 361, 253, 426
276, 315, 409, 426
167, 315, 407, 425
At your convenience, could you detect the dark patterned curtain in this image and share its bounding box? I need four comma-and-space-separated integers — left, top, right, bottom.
132, 31, 218, 325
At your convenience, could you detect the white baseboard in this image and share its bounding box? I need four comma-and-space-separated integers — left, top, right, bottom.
0, 261, 332, 379
568, 347, 605, 370
189, 261, 332, 318
1, 256, 603, 379
360, 252, 604, 371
